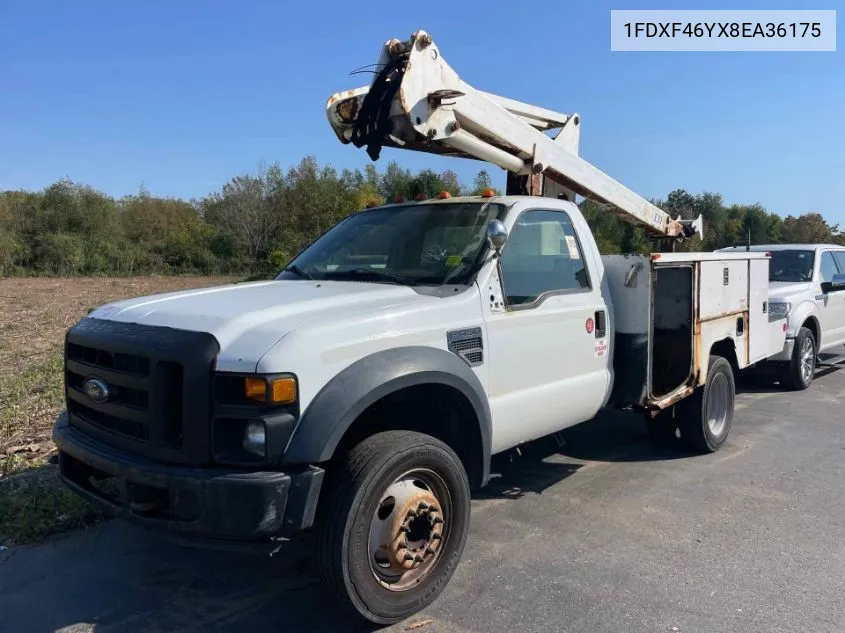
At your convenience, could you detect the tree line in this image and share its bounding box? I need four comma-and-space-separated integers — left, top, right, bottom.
0, 156, 841, 277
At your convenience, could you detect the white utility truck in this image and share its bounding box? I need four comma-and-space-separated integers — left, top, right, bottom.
53, 30, 786, 625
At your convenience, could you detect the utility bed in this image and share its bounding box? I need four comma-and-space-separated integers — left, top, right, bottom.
603, 251, 788, 410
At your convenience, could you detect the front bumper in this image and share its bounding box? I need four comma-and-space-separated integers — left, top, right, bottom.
52, 412, 323, 543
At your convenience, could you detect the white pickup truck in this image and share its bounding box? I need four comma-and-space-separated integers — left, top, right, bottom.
51, 30, 787, 625
717, 243, 845, 389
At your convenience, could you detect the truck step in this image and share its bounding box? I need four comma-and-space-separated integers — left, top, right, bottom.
817, 352, 845, 367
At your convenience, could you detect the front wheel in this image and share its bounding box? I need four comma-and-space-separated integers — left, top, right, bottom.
678, 355, 735, 453
779, 326, 816, 391
314, 431, 471, 625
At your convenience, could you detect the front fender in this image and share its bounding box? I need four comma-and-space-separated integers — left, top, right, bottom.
787, 299, 820, 339
282, 346, 492, 484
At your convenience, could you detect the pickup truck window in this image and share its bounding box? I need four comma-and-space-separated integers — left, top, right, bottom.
834, 251, 845, 274
499, 209, 590, 307
277, 202, 506, 286
820, 251, 840, 283
769, 250, 815, 282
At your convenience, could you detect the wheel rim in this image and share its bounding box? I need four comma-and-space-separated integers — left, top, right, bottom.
800, 337, 815, 384
367, 469, 451, 592
706, 373, 730, 437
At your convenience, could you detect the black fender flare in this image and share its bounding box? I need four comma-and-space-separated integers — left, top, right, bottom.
283, 346, 492, 486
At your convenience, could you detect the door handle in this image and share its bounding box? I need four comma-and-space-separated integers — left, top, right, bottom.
594, 310, 607, 338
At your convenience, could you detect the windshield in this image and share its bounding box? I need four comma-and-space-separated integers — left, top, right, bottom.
769, 250, 815, 282
276, 201, 507, 286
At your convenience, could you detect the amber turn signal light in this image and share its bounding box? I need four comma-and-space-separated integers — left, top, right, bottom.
245, 378, 266, 402
271, 377, 297, 404
244, 376, 297, 404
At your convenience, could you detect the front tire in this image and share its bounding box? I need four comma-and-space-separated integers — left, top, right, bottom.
314, 431, 471, 625
678, 355, 735, 453
779, 326, 816, 391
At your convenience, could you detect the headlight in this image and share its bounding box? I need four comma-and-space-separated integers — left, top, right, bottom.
769, 301, 791, 321
212, 373, 299, 466
243, 420, 267, 457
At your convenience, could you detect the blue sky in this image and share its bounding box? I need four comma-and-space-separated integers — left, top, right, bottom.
2, 0, 843, 223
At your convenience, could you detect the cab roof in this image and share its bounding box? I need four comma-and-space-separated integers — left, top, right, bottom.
366, 193, 575, 210
717, 244, 845, 253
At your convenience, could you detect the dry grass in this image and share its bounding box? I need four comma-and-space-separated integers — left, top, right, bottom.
0, 275, 237, 546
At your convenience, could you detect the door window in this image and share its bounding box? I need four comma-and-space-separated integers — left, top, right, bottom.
820, 251, 840, 284
832, 251, 845, 278
499, 210, 590, 307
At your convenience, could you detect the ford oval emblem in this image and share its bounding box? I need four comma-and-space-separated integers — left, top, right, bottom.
83, 377, 110, 404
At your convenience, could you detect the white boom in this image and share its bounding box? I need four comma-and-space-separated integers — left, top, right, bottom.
326, 30, 703, 240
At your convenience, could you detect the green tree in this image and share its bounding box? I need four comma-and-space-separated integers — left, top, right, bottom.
472, 170, 495, 195
379, 161, 414, 201
407, 169, 445, 199
782, 212, 838, 243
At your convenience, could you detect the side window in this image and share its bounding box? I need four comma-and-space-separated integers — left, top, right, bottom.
833, 251, 845, 277
499, 209, 590, 307
820, 251, 840, 284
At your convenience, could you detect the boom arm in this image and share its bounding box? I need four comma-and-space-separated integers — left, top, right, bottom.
326, 30, 702, 240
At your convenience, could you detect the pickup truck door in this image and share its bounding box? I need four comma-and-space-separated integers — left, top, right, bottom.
817, 250, 845, 349
820, 250, 845, 348
481, 206, 611, 454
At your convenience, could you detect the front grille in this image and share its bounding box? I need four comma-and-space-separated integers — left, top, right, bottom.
67, 342, 150, 375
66, 341, 178, 447
64, 318, 219, 465
67, 399, 150, 441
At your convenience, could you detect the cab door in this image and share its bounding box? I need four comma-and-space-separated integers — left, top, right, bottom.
481, 204, 611, 454
820, 250, 845, 348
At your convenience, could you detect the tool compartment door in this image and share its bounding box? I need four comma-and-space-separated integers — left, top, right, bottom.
699, 260, 749, 319
749, 257, 781, 362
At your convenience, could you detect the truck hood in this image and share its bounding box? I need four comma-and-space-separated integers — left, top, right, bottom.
768, 281, 813, 300
88, 280, 437, 371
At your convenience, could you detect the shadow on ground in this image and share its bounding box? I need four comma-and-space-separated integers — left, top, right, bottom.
0, 520, 382, 633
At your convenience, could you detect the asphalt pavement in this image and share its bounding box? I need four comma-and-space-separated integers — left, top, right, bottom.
2, 367, 844, 633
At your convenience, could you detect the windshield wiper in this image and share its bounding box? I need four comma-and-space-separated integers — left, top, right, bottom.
327, 268, 418, 286
282, 265, 313, 280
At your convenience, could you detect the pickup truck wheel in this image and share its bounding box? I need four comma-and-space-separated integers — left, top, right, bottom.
779, 326, 816, 391
314, 430, 470, 625
678, 355, 735, 453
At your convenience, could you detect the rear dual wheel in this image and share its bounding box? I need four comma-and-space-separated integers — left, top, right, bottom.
646, 355, 735, 453
314, 431, 471, 625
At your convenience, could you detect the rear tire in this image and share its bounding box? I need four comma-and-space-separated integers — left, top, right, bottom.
779, 326, 816, 391
314, 431, 471, 625
678, 355, 735, 453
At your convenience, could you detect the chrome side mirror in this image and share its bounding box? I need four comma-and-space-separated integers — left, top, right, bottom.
486, 219, 508, 252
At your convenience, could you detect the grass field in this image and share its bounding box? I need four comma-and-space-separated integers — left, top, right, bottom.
0, 276, 237, 546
